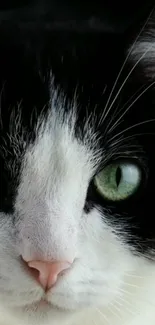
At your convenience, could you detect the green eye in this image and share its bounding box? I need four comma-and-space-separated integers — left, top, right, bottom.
94, 162, 141, 201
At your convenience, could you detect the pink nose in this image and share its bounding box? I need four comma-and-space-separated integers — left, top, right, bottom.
27, 260, 71, 290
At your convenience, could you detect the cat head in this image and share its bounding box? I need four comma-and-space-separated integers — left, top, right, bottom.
0, 10, 155, 325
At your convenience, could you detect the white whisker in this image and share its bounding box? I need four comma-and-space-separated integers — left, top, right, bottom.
96, 307, 112, 325
109, 83, 146, 127
117, 295, 137, 311
99, 7, 155, 126
108, 119, 155, 142
108, 134, 141, 147
103, 99, 122, 136
102, 42, 155, 127
108, 302, 122, 320
118, 288, 133, 296
115, 298, 136, 317
120, 281, 141, 289
125, 273, 147, 279
107, 80, 155, 135
116, 295, 133, 307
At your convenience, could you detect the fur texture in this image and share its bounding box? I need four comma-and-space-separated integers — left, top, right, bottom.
1, 3, 155, 325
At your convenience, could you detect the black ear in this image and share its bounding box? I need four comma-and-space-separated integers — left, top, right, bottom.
0, 0, 154, 34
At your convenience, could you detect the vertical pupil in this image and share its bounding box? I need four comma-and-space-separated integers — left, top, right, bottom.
116, 166, 122, 186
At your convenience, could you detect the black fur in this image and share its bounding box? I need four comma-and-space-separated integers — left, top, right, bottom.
1, 1, 155, 258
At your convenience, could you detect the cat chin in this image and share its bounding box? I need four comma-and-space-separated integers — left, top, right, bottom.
10, 302, 76, 325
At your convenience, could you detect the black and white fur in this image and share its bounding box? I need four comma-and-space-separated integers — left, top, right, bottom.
1, 2, 155, 325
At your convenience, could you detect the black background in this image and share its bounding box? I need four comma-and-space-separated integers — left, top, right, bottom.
0, 0, 154, 34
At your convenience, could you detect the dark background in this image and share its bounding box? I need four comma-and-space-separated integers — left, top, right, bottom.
0, 0, 154, 34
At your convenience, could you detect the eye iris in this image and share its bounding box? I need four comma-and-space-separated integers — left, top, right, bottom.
94, 162, 141, 201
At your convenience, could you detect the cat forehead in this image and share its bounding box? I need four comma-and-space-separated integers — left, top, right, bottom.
0, 87, 102, 214
15, 108, 95, 215
22, 106, 96, 183
1, 83, 101, 180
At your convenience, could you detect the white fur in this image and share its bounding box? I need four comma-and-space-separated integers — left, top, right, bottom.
130, 16, 155, 78
0, 89, 155, 325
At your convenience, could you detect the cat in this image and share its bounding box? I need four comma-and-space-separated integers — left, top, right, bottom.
1, 2, 155, 325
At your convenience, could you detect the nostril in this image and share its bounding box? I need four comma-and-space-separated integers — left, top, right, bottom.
28, 265, 40, 279
21, 256, 40, 280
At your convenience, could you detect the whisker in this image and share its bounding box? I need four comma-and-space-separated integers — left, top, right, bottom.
109, 301, 122, 314
107, 80, 155, 135
98, 7, 154, 122
118, 288, 133, 296
115, 298, 136, 316
116, 295, 133, 307
108, 302, 122, 320
96, 307, 112, 325
103, 42, 155, 128
108, 134, 142, 146
112, 83, 147, 119
110, 299, 137, 320
120, 281, 141, 289
124, 273, 147, 279
102, 99, 122, 136
117, 295, 137, 313
108, 83, 146, 131
108, 119, 155, 142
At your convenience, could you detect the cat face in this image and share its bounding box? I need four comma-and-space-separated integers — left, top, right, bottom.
0, 13, 155, 325
0, 102, 135, 322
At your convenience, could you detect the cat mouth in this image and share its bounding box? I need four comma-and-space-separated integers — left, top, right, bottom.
19, 298, 52, 311
34, 299, 50, 307
23, 298, 64, 312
